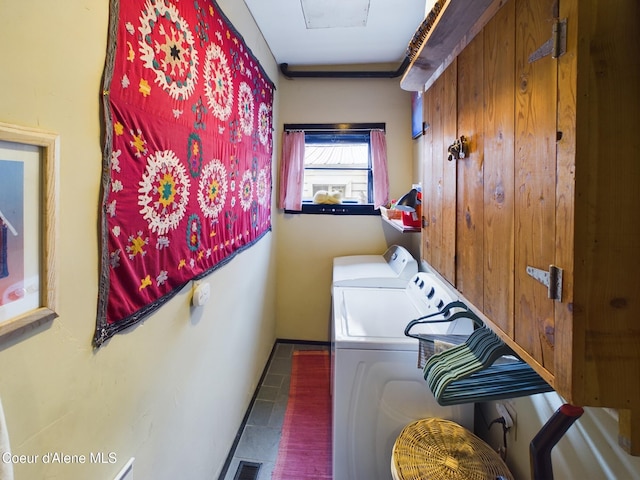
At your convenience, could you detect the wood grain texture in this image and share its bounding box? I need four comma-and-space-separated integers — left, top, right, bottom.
425, 76, 444, 272
422, 64, 458, 285
456, 32, 485, 309
514, 0, 557, 371
482, 0, 515, 337
401, 0, 505, 91
554, 0, 579, 405
421, 89, 433, 263
441, 62, 458, 284
564, 0, 640, 453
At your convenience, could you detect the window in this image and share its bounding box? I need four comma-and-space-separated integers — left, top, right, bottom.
283, 123, 385, 215
304, 132, 370, 203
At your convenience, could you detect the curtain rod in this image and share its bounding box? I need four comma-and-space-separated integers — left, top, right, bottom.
284, 123, 385, 132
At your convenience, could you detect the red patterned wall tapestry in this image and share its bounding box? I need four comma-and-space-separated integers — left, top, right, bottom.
95, 0, 274, 347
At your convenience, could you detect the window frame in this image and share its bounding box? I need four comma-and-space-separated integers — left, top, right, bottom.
283, 123, 385, 215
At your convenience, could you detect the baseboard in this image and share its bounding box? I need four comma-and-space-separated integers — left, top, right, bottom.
275, 338, 330, 347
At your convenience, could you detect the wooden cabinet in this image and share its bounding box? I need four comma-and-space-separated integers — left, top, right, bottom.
417, 0, 640, 454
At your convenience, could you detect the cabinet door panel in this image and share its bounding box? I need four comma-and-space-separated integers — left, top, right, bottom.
422, 81, 438, 269
483, 0, 515, 336
421, 89, 432, 264
514, 0, 558, 371
441, 62, 458, 284
456, 31, 485, 309
422, 62, 457, 285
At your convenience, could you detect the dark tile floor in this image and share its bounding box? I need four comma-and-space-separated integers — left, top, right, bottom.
219, 342, 329, 480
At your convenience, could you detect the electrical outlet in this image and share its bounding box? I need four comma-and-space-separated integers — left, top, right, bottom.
192, 281, 211, 307
496, 402, 513, 428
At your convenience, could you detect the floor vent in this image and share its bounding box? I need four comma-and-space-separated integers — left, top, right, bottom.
234, 461, 261, 480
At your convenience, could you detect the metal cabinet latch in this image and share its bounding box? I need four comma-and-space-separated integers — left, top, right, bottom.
526, 265, 563, 301
447, 136, 467, 161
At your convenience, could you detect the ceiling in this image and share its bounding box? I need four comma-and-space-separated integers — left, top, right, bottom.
243, 0, 429, 67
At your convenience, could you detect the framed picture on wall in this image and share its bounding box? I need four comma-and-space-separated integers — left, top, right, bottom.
0, 122, 59, 339
411, 90, 424, 139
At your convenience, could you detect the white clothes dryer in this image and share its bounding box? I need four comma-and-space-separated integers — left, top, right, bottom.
332, 245, 418, 289
331, 272, 475, 480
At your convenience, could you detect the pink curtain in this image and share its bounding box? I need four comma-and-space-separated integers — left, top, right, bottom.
278, 131, 305, 211
371, 129, 390, 208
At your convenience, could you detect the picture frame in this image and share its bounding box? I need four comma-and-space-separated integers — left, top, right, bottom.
0, 121, 59, 339
411, 90, 424, 139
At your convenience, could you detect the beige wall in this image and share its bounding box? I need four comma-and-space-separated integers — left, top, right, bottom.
477, 393, 640, 479
0, 1, 278, 479
275, 76, 420, 341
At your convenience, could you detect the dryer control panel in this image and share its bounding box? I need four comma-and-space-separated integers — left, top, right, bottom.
405, 273, 472, 335
383, 245, 419, 277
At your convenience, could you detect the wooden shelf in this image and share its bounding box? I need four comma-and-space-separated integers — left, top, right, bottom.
400, 0, 505, 91
381, 216, 420, 233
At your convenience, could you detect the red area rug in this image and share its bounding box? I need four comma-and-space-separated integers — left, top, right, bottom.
272, 350, 332, 479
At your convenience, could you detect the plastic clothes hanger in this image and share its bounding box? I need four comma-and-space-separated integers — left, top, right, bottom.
427, 328, 514, 400
404, 301, 483, 368
404, 300, 553, 404
404, 301, 486, 341
434, 362, 554, 405
404, 300, 482, 339
422, 315, 553, 405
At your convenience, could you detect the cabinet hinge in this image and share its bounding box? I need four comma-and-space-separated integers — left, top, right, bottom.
526, 265, 563, 301
528, 18, 567, 63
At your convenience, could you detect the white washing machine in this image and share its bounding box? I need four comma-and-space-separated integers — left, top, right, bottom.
332, 245, 418, 289
331, 272, 475, 480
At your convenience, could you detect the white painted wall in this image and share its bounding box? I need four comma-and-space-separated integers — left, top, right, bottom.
0, 1, 278, 478
275, 75, 421, 341
477, 393, 640, 479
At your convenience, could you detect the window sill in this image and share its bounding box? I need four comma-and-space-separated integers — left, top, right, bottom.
284, 203, 380, 215
381, 216, 421, 233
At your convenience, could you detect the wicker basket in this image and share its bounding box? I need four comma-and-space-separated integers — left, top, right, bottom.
391, 418, 514, 480
380, 206, 402, 220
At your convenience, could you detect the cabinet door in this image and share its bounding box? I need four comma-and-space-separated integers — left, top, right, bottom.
421, 87, 433, 265
483, 0, 515, 336
422, 61, 457, 285
456, 31, 485, 309
514, 0, 559, 372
